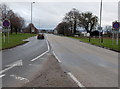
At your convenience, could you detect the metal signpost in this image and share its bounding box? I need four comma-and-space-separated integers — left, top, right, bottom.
98, 26, 102, 43
2, 18, 10, 43
112, 21, 119, 45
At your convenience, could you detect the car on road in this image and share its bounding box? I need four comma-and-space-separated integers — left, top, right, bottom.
37, 33, 44, 39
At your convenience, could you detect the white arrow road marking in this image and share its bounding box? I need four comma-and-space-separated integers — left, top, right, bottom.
10, 75, 29, 83
0, 60, 23, 75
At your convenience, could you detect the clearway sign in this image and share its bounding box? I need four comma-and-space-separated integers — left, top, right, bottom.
3, 19, 10, 27
112, 22, 120, 30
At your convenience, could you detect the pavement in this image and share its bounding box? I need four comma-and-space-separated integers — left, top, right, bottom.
46, 34, 118, 87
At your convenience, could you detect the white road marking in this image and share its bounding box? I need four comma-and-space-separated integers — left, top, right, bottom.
31, 35, 50, 62
5, 60, 23, 67
45, 34, 85, 88
10, 75, 29, 83
67, 72, 85, 88
52, 49, 84, 88
45, 38, 50, 51
0, 60, 23, 75
0, 74, 5, 78
31, 50, 49, 62
53, 51, 61, 63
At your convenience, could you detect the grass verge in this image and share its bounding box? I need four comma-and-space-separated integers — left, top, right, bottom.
69, 36, 120, 52
0, 33, 36, 50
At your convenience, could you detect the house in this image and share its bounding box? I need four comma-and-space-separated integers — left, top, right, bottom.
23, 23, 39, 34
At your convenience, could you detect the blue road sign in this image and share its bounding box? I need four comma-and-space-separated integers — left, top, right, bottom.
112, 22, 119, 29
3, 19, 10, 27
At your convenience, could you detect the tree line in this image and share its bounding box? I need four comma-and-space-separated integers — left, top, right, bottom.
55, 8, 99, 41
0, 4, 25, 34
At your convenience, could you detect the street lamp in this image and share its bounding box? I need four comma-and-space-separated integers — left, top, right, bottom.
99, 0, 103, 43
30, 2, 35, 33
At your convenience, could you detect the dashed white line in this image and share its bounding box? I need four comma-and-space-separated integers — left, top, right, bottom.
68, 72, 85, 88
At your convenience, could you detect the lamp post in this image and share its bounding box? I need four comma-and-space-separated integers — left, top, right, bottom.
30, 2, 35, 33
99, 0, 103, 43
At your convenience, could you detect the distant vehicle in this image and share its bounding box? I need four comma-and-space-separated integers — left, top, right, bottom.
37, 33, 44, 39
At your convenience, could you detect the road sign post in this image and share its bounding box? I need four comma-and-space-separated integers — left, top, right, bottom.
2, 18, 10, 43
98, 26, 102, 43
112, 21, 119, 45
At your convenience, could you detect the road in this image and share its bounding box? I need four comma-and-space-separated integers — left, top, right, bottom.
46, 34, 118, 87
1, 36, 48, 87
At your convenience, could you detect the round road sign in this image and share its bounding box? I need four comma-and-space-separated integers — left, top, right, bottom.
3, 20, 10, 27
112, 22, 119, 29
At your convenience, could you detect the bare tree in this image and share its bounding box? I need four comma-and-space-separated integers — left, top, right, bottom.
55, 22, 71, 36
0, 4, 25, 34
79, 12, 98, 42
63, 8, 80, 35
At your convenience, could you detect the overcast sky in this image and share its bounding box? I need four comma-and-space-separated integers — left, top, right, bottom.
0, 0, 119, 29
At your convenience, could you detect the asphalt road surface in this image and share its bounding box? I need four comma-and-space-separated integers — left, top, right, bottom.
1, 36, 48, 87
46, 34, 118, 87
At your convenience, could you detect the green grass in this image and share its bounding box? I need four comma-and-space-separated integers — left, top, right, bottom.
69, 36, 120, 52
0, 33, 36, 50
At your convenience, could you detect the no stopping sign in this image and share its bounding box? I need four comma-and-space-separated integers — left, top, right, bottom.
3, 19, 10, 27
112, 22, 120, 30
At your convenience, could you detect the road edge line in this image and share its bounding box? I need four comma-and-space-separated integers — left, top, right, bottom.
67, 72, 86, 88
